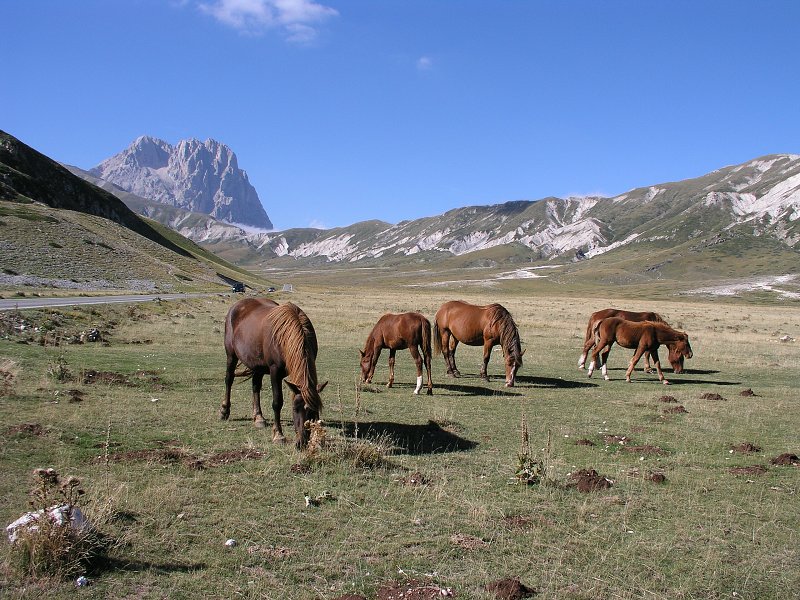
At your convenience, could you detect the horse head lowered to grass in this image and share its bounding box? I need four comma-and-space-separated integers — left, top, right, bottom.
360, 311, 433, 395
433, 300, 524, 387
587, 317, 693, 385
221, 297, 327, 448
578, 308, 688, 374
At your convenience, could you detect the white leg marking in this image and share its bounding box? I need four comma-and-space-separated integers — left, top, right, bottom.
414, 375, 423, 395
587, 361, 595, 377
578, 353, 586, 369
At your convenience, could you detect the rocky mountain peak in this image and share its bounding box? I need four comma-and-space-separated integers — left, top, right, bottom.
90, 136, 272, 229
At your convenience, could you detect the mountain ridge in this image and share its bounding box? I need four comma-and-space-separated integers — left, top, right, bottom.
90, 135, 273, 229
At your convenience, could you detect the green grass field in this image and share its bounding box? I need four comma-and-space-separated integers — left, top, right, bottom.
0, 286, 798, 599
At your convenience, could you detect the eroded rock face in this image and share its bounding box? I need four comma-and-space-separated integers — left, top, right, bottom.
91, 136, 272, 229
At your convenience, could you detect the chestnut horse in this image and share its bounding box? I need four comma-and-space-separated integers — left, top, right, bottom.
578, 309, 686, 374
587, 317, 693, 385
360, 312, 433, 395
221, 298, 327, 448
433, 300, 524, 387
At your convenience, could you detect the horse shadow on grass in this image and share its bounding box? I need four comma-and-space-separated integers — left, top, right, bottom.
328, 420, 478, 455
514, 375, 599, 389
94, 556, 206, 576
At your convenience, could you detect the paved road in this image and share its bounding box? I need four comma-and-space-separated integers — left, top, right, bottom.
0, 292, 218, 311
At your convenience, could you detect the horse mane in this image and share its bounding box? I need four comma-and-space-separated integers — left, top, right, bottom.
267, 302, 322, 412
487, 304, 522, 359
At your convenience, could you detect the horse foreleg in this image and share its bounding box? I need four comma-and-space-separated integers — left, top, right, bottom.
650, 347, 669, 385
405, 345, 423, 395
251, 371, 267, 428
269, 370, 286, 442
220, 353, 236, 420
387, 349, 396, 388
643, 351, 654, 374
625, 347, 647, 382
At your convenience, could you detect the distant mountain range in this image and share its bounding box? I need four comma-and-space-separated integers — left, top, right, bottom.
90, 136, 272, 229
71, 151, 800, 272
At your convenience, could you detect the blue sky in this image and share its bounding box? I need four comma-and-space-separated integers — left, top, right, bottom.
2, 1, 799, 231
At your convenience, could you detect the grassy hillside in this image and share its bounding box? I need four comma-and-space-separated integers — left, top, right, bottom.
0, 130, 270, 293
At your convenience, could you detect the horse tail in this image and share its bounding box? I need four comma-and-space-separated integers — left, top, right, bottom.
592, 319, 604, 347
421, 316, 432, 358
433, 320, 443, 355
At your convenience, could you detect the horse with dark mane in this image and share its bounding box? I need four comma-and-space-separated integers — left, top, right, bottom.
578, 308, 687, 374
586, 317, 693, 385
433, 300, 524, 387
221, 298, 327, 448
360, 312, 433, 395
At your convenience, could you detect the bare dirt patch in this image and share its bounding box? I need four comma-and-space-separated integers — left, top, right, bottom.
658, 395, 678, 403
648, 472, 667, 484
770, 453, 799, 466
569, 469, 613, 492
82, 369, 167, 389
663, 405, 688, 414
485, 577, 536, 599
739, 388, 757, 397
700, 392, 727, 401
400, 471, 428, 487
603, 435, 631, 446
730, 442, 762, 454
450, 533, 488, 550
332, 595, 367, 600
6, 422, 46, 436
729, 465, 768, 476
376, 579, 455, 599
97, 446, 265, 470
573, 438, 595, 447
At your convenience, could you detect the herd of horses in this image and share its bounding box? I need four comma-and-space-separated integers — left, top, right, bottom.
221, 297, 693, 448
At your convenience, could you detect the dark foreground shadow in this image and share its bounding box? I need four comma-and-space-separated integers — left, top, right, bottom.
329, 420, 478, 455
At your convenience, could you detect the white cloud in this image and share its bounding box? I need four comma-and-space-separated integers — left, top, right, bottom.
416, 56, 433, 71
199, 0, 338, 41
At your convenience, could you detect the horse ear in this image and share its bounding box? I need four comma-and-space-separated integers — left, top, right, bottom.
317, 380, 328, 393
359, 350, 365, 358
521, 348, 527, 357
285, 379, 300, 394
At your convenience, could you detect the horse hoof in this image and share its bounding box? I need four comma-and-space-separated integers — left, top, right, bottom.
272, 434, 287, 444
603, 376, 610, 381
426, 389, 433, 396
413, 390, 419, 395
662, 380, 671, 385
254, 418, 267, 429
219, 409, 230, 421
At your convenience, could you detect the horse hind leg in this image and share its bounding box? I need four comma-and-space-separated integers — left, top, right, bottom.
269, 370, 286, 443
409, 345, 424, 395
220, 353, 237, 420
578, 335, 594, 369
251, 372, 267, 428
387, 349, 396, 388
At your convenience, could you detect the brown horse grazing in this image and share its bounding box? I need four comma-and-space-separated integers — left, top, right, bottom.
578, 309, 687, 374
221, 298, 327, 448
360, 312, 433, 395
587, 318, 693, 385
433, 300, 524, 387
